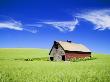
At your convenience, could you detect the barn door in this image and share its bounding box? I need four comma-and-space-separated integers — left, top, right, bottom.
50, 57, 53, 61
62, 55, 65, 61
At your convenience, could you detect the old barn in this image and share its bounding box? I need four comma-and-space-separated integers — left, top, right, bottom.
49, 41, 91, 61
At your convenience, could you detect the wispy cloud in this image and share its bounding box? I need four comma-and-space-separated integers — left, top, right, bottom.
41, 19, 79, 32
0, 20, 23, 31
0, 16, 37, 33
25, 24, 43, 27
1, 9, 110, 33
76, 9, 110, 30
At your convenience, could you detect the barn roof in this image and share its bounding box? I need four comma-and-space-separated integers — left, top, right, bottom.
57, 41, 91, 52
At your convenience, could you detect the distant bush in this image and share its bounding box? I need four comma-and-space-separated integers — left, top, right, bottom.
24, 57, 49, 61
15, 57, 49, 61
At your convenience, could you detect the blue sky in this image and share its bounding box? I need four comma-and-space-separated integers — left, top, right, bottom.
0, 0, 110, 54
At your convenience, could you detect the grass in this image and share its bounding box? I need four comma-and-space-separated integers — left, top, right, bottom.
0, 48, 110, 82
0, 48, 49, 59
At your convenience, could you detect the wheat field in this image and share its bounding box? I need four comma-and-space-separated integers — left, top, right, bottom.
0, 48, 110, 82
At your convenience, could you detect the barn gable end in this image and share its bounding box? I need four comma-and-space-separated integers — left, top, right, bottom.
49, 41, 65, 61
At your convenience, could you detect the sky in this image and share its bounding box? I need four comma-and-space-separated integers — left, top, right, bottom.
0, 0, 110, 54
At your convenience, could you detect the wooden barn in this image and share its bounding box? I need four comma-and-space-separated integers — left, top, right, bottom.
49, 41, 91, 61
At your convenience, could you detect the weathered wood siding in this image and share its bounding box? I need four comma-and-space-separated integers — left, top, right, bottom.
50, 47, 56, 57
50, 44, 65, 61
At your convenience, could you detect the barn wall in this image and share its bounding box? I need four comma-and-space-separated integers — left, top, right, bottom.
50, 47, 56, 57
53, 45, 65, 61
65, 52, 91, 60
57, 45, 65, 56
50, 44, 65, 61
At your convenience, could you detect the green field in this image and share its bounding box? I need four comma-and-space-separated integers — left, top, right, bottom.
0, 48, 110, 82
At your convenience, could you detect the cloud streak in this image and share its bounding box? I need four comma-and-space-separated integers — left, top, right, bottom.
0, 21, 23, 30
76, 9, 110, 30
41, 19, 79, 32
38, 9, 110, 32
0, 16, 37, 33
1, 9, 110, 33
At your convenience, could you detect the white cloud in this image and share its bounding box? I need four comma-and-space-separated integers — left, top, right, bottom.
0, 21, 23, 30
2, 9, 110, 33
76, 9, 110, 30
0, 16, 37, 33
42, 19, 79, 32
